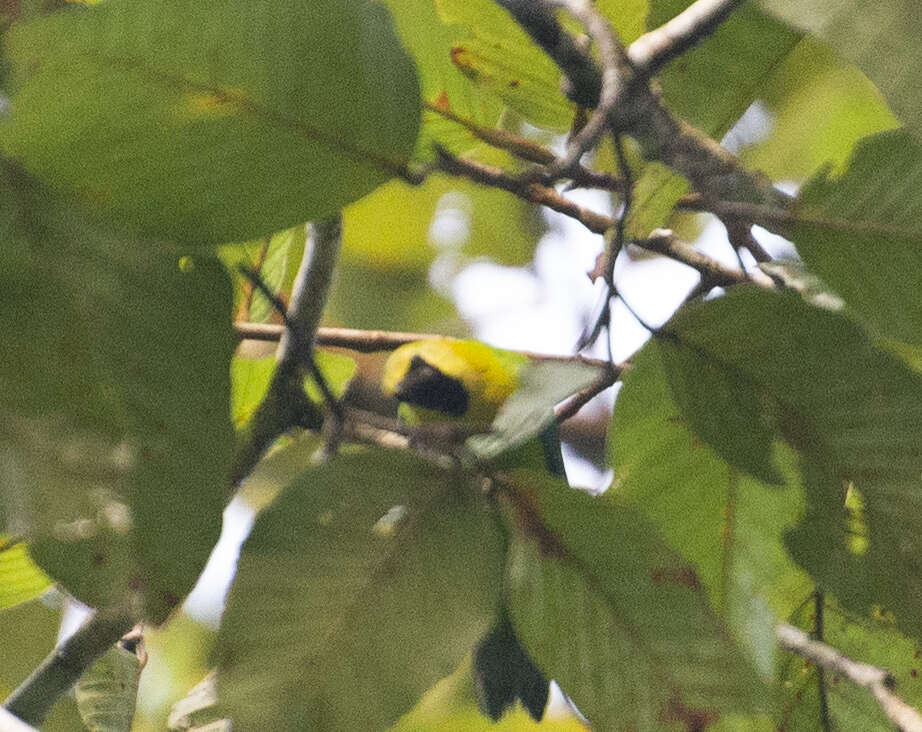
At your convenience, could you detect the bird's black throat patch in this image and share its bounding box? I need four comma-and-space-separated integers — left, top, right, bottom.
395, 355, 469, 417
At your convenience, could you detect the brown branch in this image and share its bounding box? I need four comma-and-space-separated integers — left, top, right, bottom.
554, 366, 621, 423
424, 102, 624, 192
627, 0, 748, 75
494, 0, 786, 210
434, 146, 615, 233
776, 623, 922, 732
237, 323, 613, 368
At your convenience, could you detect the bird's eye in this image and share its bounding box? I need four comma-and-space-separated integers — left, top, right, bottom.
394, 356, 469, 416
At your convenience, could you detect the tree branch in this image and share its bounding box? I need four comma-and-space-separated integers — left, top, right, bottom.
493, 0, 787, 210
776, 623, 922, 732
228, 215, 343, 487
3, 606, 137, 726
627, 0, 748, 75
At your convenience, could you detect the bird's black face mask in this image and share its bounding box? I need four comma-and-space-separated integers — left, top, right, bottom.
394, 355, 469, 417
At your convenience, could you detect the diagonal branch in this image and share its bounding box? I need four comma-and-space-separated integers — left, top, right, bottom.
493, 0, 787, 210
627, 0, 749, 75
776, 623, 922, 732
3, 606, 137, 726
228, 215, 343, 487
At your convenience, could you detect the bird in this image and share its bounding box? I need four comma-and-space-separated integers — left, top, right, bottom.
382, 336, 552, 722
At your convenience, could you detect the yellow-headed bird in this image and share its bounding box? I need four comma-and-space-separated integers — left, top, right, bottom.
382, 337, 552, 722
381, 337, 525, 429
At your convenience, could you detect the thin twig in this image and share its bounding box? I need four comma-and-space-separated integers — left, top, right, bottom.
776, 623, 922, 732
494, 0, 785, 209
434, 146, 615, 233
3, 606, 137, 726
236, 323, 614, 369
554, 366, 621, 423
813, 593, 832, 732
627, 0, 748, 75
544, 0, 634, 174
424, 102, 624, 192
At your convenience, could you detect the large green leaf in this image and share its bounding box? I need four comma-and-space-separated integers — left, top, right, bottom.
758, 0, 922, 142
215, 449, 505, 731
0, 165, 234, 622
0, 0, 420, 244
501, 469, 765, 730
650, 0, 801, 140
663, 289, 922, 639
742, 38, 898, 182
793, 128, 922, 348
609, 342, 922, 729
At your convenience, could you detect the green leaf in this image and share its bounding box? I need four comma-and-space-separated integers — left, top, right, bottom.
657, 337, 783, 484
501, 470, 766, 730
382, 0, 503, 158
468, 360, 603, 463
650, 0, 800, 139
75, 643, 143, 732
216, 449, 505, 731
741, 38, 899, 181
0, 0, 420, 244
794, 128, 922, 348
0, 538, 52, 610
0, 165, 234, 622
434, 0, 574, 131
230, 356, 276, 429
303, 349, 358, 405
665, 289, 922, 639
758, 0, 922, 142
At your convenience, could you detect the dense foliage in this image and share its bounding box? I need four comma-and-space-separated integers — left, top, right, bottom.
2, 0, 922, 730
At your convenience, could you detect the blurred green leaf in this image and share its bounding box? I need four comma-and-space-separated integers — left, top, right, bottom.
0, 538, 52, 610
382, 0, 503, 158
650, 0, 800, 140
469, 360, 603, 463
0, 0, 420, 244
758, 0, 922, 143
216, 449, 505, 731
0, 165, 234, 622
742, 39, 899, 181
168, 672, 229, 732
75, 642, 143, 732
501, 469, 766, 730
657, 337, 783, 484
793, 128, 922, 348
303, 349, 357, 405
435, 0, 574, 131
664, 289, 922, 640
230, 356, 276, 429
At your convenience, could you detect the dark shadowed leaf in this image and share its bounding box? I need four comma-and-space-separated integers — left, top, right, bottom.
665, 289, 922, 640
501, 468, 765, 730
0, 0, 420, 244
794, 129, 922, 348
0, 165, 234, 622
215, 449, 504, 731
